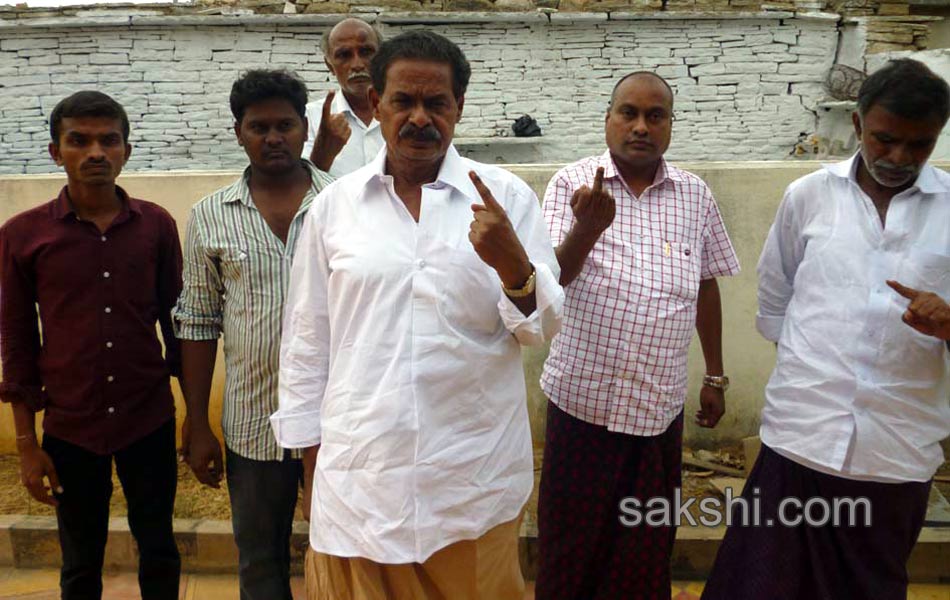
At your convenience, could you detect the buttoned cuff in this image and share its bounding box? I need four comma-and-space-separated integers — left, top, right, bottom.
498, 262, 564, 345
269, 409, 322, 449
756, 313, 785, 343
0, 382, 47, 411
171, 313, 222, 341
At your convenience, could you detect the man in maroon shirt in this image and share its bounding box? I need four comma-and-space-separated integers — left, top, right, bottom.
0, 91, 182, 600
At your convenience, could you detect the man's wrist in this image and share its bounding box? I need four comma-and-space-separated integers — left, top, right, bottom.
703, 374, 729, 391
15, 433, 39, 451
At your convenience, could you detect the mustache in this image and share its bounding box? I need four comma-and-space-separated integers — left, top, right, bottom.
348, 71, 370, 81
81, 159, 110, 169
398, 123, 442, 142
872, 159, 916, 176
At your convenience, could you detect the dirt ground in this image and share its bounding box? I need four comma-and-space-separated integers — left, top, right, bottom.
1, 451, 946, 522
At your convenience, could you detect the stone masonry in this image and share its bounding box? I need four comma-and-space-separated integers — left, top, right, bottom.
0, 13, 839, 173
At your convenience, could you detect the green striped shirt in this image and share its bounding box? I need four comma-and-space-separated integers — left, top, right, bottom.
173, 162, 334, 461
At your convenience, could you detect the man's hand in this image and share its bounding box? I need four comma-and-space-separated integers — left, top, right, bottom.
310, 91, 351, 172
468, 171, 532, 289
17, 440, 62, 507
302, 446, 318, 523
887, 280, 950, 341
570, 166, 615, 236
185, 422, 224, 488
695, 386, 725, 428
179, 414, 191, 464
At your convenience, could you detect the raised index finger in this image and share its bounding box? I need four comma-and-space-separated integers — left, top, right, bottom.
592, 166, 604, 196
886, 280, 920, 301
322, 90, 336, 120
469, 171, 504, 213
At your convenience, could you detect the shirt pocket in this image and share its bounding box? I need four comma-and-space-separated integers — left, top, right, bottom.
901, 248, 950, 299
639, 236, 701, 302
441, 247, 504, 336
217, 247, 249, 313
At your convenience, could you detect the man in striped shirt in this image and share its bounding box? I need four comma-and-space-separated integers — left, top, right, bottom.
172, 70, 333, 600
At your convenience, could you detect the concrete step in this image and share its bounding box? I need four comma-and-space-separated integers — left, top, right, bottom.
0, 515, 946, 582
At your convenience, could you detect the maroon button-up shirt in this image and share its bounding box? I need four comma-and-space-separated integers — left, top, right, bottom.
0, 186, 182, 455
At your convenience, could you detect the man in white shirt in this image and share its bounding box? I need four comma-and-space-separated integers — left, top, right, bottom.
271, 31, 563, 600
703, 59, 950, 600
302, 18, 384, 177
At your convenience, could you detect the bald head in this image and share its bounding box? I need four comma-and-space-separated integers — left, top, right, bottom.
321, 18, 381, 56
609, 71, 674, 111
322, 18, 382, 101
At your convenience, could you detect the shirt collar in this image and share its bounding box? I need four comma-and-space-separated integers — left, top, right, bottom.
333, 89, 354, 117
826, 152, 948, 194
362, 144, 480, 203
52, 185, 140, 220
334, 88, 380, 131
599, 150, 686, 187
227, 161, 326, 209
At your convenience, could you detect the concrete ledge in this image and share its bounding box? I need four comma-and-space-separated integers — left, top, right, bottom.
0, 9, 831, 29
0, 516, 945, 582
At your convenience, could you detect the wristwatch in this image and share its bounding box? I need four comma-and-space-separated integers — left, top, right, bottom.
503, 266, 537, 298
703, 374, 730, 391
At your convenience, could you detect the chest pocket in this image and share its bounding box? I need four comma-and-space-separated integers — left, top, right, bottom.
639, 236, 701, 302
900, 248, 950, 300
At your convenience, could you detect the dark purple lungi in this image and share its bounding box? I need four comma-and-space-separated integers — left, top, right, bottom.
535, 400, 684, 600
701, 445, 932, 600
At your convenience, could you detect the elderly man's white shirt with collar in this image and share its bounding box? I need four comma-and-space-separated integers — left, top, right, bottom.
271, 145, 564, 563
302, 90, 384, 178
757, 154, 950, 483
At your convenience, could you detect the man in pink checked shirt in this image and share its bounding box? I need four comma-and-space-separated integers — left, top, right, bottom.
535, 71, 740, 599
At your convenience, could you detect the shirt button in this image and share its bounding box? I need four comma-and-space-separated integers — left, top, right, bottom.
104, 307, 111, 313
101, 236, 107, 242
107, 375, 115, 382
106, 342, 113, 348
107, 407, 115, 414
103, 271, 110, 278
418, 259, 427, 269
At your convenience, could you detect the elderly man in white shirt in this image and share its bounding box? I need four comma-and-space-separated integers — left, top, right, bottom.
703, 59, 950, 600
302, 18, 384, 177
272, 31, 563, 600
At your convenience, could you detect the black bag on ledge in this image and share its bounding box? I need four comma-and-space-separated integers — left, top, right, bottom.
512, 115, 542, 137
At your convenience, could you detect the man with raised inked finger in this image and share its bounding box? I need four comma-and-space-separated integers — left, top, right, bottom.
270, 30, 563, 599
173, 69, 333, 600
702, 58, 950, 600
302, 17, 384, 176
535, 71, 740, 599
0, 91, 182, 600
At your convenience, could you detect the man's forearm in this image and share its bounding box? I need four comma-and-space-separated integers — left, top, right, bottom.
554, 226, 602, 287
180, 340, 218, 427
11, 402, 38, 448
309, 143, 338, 173
696, 278, 724, 375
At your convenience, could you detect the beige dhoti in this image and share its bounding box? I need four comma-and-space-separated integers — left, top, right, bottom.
305, 518, 525, 600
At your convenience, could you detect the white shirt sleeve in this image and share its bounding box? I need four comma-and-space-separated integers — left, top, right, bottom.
756, 187, 806, 342
497, 185, 564, 346
270, 203, 330, 448
302, 102, 320, 160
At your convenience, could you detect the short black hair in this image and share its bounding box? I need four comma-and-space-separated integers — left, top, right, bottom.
858, 59, 950, 124
369, 30, 471, 100
49, 91, 130, 145
229, 69, 308, 124
320, 18, 383, 57
609, 71, 674, 110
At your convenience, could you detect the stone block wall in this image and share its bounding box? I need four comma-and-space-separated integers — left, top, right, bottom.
0, 13, 839, 173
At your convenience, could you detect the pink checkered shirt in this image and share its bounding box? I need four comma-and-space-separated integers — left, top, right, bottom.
540, 151, 740, 436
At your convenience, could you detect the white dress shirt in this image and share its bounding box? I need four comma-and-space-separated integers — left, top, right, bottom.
271, 145, 563, 563
302, 90, 384, 178
757, 154, 950, 483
